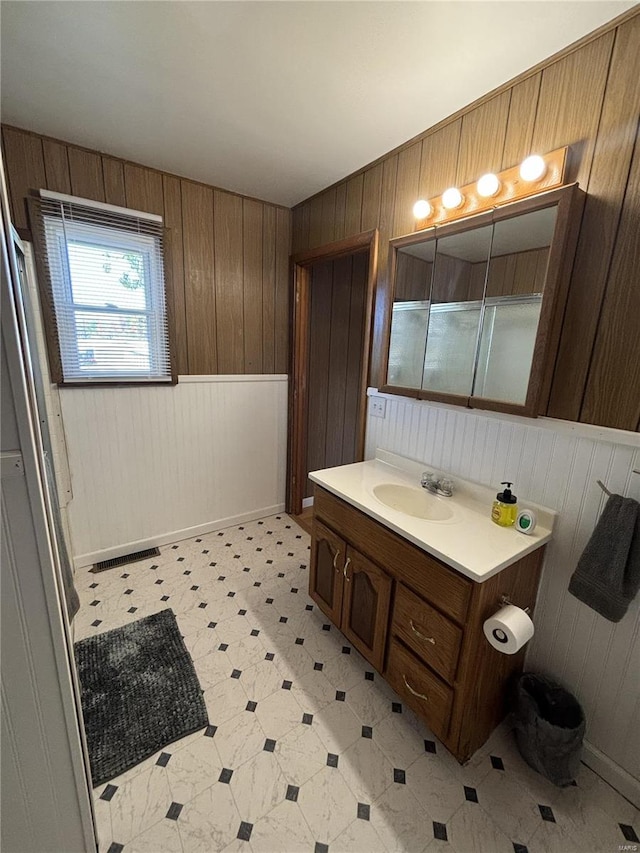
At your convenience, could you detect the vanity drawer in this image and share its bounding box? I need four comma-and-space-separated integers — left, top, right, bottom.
386, 639, 453, 742
314, 487, 471, 623
392, 584, 462, 684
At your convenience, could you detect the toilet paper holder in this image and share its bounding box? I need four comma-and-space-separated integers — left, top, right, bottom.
499, 594, 530, 614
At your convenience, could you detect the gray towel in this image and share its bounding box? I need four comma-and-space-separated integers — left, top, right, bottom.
569, 494, 640, 622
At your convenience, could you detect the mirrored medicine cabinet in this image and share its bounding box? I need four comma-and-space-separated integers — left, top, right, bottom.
381, 184, 584, 417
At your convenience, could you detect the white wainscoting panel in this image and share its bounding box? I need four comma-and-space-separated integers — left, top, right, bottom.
366, 391, 640, 801
60, 375, 288, 567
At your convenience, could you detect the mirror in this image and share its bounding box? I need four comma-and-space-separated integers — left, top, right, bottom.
422, 223, 493, 396
473, 207, 556, 404
383, 184, 582, 416
387, 235, 434, 389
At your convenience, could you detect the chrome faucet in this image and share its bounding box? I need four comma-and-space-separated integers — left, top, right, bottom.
420, 472, 454, 497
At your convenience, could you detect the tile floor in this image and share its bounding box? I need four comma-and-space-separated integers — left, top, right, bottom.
75, 514, 639, 853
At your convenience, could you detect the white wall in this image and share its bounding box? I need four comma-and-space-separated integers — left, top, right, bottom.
366, 390, 640, 802
61, 375, 288, 567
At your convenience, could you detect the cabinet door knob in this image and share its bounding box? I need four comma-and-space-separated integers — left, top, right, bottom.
403, 674, 429, 702
410, 619, 436, 645
332, 549, 341, 572
343, 556, 352, 580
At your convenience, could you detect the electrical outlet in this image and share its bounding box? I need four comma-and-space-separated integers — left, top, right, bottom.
370, 397, 386, 419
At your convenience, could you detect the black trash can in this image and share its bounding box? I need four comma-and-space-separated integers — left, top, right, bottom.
513, 672, 585, 787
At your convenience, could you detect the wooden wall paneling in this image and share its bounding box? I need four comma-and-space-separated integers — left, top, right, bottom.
324, 256, 353, 467
181, 180, 216, 374
501, 73, 542, 168
262, 205, 276, 373
292, 203, 310, 254
531, 32, 614, 187
548, 16, 640, 421
417, 120, 462, 200
580, 137, 640, 430
274, 207, 291, 374
344, 173, 364, 237
456, 91, 510, 185
468, 262, 487, 301
320, 187, 337, 245
360, 163, 383, 231
162, 174, 188, 375
306, 261, 333, 495
308, 195, 324, 249
124, 163, 164, 215
370, 155, 398, 385
391, 142, 422, 238
102, 157, 126, 207
214, 191, 244, 373
2, 126, 45, 231
334, 182, 347, 241
67, 147, 105, 201
342, 251, 368, 463
42, 140, 70, 193
243, 199, 264, 373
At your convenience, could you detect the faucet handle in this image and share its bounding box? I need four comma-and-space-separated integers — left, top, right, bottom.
420, 471, 435, 487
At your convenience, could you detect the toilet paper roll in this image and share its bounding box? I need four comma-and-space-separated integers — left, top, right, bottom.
483, 604, 534, 655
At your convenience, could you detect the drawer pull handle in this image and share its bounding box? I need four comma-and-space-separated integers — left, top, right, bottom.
343, 556, 352, 580
332, 549, 341, 572
403, 675, 429, 702
410, 619, 436, 645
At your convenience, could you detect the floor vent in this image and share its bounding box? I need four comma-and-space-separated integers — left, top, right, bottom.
91, 547, 161, 573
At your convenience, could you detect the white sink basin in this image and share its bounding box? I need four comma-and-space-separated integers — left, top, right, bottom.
372, 483, 454, 521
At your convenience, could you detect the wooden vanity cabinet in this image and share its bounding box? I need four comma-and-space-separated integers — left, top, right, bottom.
309, 520, 391, 671
310, 486, 545, 762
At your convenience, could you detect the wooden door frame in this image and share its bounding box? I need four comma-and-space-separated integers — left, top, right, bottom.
287, 229, 378, 515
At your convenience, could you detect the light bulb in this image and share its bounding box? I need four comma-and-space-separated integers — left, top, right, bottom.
477, 173, 501, 198
413, 199, 431, 219
442, 187, 464, 209
519, 155, 547, 182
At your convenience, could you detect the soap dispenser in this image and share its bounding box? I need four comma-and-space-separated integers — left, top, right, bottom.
491, 482, 518, 527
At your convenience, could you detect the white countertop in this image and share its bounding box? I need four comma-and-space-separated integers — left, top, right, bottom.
309, 450, 557, 583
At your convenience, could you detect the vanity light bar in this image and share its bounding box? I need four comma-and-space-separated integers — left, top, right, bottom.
413, 146, 568, 230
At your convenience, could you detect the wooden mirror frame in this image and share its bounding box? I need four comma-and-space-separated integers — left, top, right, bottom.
379, 184, 584, 418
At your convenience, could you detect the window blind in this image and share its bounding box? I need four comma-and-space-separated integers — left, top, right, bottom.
29, 192, 173, 385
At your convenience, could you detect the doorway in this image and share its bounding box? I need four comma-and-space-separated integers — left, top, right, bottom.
287, 230, 378, 520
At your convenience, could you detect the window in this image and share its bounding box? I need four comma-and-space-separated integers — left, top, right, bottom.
30, 191, 173, 384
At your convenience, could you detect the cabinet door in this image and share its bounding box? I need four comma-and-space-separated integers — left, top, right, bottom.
309, 520, 345, 625
341, 547, 392, 671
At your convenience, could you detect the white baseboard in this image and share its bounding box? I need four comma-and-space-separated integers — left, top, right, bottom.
302, 497, 314, 509
73, 504, 287, 569
582, 740, 640, 808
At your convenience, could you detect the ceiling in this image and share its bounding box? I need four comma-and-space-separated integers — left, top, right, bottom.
1, 2, 634, 208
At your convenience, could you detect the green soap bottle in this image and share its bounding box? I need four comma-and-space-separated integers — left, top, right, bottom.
491, 482, 518, 527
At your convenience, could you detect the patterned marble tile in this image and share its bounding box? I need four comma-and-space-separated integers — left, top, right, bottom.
447, 801, 514, 853
369, 783, 431, 853
164, 735, 223, 804
203, 677, 249, 725
311, 698, 365, 755
297, 765, 359, 844
213, 710, 268, 771
274, 722, 331, 787
123, 817, 183, 852
405, 752, 467, 824
345, 675, 397, 726
229, 750, 287, 824
77, 514, 636, 853
337, 736, 393, 803
176, 782, 241, 852
476, 765, 542, 843
253, 686, 305, 741
108, 765, 173, 845
331, 816, 390, 853
249, 800, 315, 852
